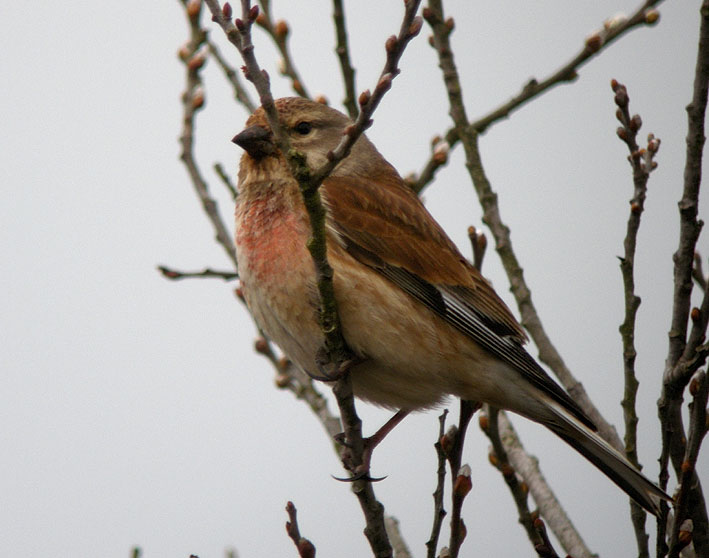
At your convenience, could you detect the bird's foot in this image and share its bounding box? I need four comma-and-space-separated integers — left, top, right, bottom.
309, 347, 360, 382
332, 409, 410, 483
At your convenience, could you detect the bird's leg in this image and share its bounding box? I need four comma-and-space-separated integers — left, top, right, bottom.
335, 409, 410, 482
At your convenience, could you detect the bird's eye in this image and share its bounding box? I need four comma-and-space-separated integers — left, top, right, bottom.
294, 121, 312, 135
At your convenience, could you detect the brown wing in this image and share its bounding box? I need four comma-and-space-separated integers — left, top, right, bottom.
322, 168, 526, 341
322, 168, 596, 430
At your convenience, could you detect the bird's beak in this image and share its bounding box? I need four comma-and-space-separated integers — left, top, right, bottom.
232, 125, 276, 160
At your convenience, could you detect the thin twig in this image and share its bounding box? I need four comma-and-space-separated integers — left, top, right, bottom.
213, 162, 238, 200
445, 400, 477, 558
668, 372, 709, 558
658, 2, 709, 556
157, 265, 238, 281
426, 410, 449, 558
255, 1, 309, 97
496, 411, 593, 558
469, 228, 550, 551
332, 0, 358, 119
480, 406, 541, 548
207, 38, 257, 112
424, 0, 624, 455
285, 501, 316, 558
532, 518, 562, 558
612, 78, 660, 558
177, 0, 238, 270
414, 0, 665, 193
385, 516, 412, 558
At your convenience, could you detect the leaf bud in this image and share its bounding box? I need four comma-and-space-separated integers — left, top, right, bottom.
645, 9, 660, 25
274, 19, 289, 38
385, 35, 398, 54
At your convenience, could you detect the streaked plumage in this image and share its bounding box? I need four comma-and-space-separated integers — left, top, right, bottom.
233, 97, 670, 515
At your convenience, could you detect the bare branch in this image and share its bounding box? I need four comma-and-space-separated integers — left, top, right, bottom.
207, 38, 257, 112
658, 3, 709, 556
213, 162, 238, 200
446, 401, 477, 558
424, 0, 624, 453
285, 501, 316, 558
668, 372, 709, 558
332, 0, 358, 119
426, 410, 449, 558
414, 0, 665, 193
496, 411, 593, 558
612, 78, 660, 558
177, 0, 238, 270
157, 265, 238, 281
480, 406, 541, 549
255, 2, 309, 97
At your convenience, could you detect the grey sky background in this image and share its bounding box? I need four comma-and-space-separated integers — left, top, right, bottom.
2, 1, 707, 557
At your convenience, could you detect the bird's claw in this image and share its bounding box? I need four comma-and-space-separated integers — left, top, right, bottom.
332, 470, 387, 483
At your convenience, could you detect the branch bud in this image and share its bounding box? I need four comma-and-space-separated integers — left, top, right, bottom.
277, 356, 290, 371
585, 32, 603, 52
274, 19, 289, 38
187, 53, 206, 71
440, 425, 457, 455
408, 16, 423, 38
444, 17, 455, 33
610, 78, 619, 91
178, 43, 192, 62
488, 451, 499, 467
254, 337, 269, 354
314, 94, 328, 105
630, 114, 642, 133
478, 412, 489, 431
274, 372, 291, 389
645, 9, 660, 25
689, 372, 704, 395
432, 139, 450, 165
358, 89, 372, 107
377, 73, 393, 93
248, 5, 260, 21
235, 17, 245, 31
604, 13, 628, 32
186, 0, 201, 20
691, 307, 701, 324
617, 127, 628, 141
385, 35, 398, 54
222, 2, 232, 20
614, 86, 628, 108
191, 88, 205, 110
453, 464, 472, 499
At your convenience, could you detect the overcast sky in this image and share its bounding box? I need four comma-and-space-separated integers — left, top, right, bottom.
2, 1, 707, 557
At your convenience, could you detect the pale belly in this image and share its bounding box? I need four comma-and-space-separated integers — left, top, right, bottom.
235, 198, 526, 412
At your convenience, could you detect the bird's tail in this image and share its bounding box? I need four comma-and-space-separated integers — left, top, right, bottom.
542, 399, 671, 516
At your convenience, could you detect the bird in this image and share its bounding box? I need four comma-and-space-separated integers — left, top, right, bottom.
232, 96, 670, 515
